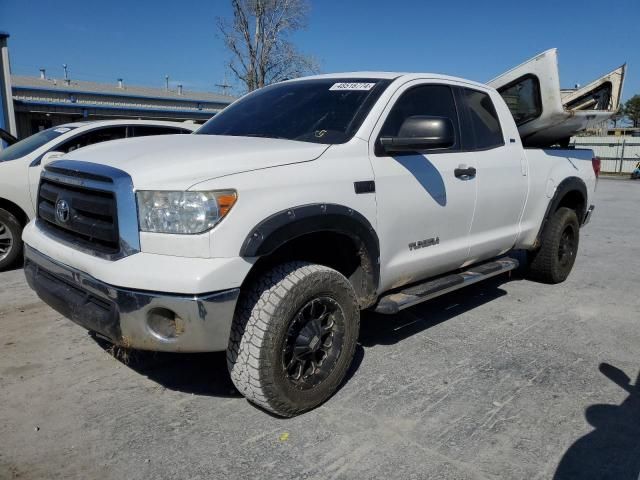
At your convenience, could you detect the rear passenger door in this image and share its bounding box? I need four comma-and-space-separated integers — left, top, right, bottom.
456, 87, 528, 263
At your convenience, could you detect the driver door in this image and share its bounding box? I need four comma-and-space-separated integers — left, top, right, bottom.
368, 81, 477, 291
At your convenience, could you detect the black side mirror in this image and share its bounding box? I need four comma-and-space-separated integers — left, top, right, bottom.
380, 116, 455, 154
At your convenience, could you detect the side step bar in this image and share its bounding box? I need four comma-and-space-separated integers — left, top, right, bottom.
374, 257, 519, 315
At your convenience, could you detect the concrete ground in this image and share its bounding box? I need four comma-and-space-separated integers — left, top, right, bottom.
1, 178, 639, 480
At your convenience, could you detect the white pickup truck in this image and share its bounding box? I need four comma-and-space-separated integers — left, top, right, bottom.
23, 71, 600, 416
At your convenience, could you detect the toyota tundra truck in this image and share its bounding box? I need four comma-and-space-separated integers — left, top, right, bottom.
22, 71, 600, 416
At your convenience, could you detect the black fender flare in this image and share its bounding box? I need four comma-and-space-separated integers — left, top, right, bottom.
240, 203, 380, 290
535, 176, 588, 245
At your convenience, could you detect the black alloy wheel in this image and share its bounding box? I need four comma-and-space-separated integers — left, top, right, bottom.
558, 224, 577, 269
282, 297, 345, 390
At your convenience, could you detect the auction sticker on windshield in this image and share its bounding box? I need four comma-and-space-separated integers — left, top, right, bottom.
329, 82, 376, 91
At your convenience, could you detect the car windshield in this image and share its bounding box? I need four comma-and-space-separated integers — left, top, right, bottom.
0, 126, 78, 162
196, 78, 391, 144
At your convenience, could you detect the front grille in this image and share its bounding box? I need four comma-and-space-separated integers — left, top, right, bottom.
45, 165, 115, 183
38, 178, 120, 254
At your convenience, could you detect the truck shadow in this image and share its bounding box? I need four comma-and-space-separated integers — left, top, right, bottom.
92, 273, 519, 399
394, 154, 447, 206
91, 336, 241, 397
92, 334, 366, 399
553, 363, 640, 480
359, 275, 511, 347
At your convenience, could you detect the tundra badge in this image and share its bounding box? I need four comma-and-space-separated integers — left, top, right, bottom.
409, 237, 440, 251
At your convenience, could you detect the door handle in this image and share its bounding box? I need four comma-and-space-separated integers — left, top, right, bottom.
454, 165, 476, 179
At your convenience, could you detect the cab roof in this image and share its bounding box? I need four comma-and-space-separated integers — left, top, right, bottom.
289, 72, 492, 91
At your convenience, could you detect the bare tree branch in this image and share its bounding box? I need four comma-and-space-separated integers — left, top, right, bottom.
217, 0, 319, 92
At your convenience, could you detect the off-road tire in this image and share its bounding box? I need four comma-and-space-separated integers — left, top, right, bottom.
528, 207, 580, 284
227, 262, 360, 417
0, 208, 23, 271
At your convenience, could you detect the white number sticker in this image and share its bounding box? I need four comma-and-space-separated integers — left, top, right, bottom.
329, 82, 376, 91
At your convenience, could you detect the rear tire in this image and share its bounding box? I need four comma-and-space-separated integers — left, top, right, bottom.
227, 262, 360, 417
528, 207, 580, 284
0, 208, 23, 271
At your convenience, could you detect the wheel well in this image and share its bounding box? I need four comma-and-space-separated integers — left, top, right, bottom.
242, 231, 378, 308
0, 198, 29, 227
556, 190, 586, 220
534, 178, 588, 249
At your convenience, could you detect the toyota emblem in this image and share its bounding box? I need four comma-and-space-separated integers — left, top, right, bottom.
55, 199, 70, 224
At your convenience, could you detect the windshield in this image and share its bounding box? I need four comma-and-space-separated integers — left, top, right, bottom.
0, 126, 77, 162
196, 78, 391, 144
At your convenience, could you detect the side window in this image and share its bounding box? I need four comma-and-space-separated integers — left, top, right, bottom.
497, 75, 542, 126
130, 126, 189, 137
379, 84, 460, 152
460, 88, 504, 150
56, 126, 127, 153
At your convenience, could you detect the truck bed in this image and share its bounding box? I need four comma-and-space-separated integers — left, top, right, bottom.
516, 146, 596, 249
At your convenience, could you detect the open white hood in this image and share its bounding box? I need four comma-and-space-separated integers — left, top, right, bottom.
488, 49, 626, 147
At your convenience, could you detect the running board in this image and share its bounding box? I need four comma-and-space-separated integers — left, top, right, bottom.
374, 258, 519, 315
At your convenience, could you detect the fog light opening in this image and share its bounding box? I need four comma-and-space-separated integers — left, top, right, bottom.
147, 308, 184, 340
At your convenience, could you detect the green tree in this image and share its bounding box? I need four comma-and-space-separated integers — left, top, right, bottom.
622, 95, 640, 128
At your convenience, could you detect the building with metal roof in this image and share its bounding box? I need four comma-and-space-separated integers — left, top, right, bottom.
0, 32, 235, 141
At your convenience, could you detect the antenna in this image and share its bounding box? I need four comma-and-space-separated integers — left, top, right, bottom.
215, 72, 232, 95
62, 64, 71, 85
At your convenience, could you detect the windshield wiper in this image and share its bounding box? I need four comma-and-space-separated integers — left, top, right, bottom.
240, 133, 291, 140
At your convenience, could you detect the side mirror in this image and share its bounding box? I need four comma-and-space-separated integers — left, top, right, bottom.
41, 151, 65, 166
380, 116, 455, 154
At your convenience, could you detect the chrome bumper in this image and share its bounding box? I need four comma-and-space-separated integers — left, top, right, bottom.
24, 246, 240, 352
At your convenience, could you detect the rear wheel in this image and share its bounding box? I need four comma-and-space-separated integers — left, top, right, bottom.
227, 262, 360, 417
0, 208, 23, 271
528, 207, 580, 284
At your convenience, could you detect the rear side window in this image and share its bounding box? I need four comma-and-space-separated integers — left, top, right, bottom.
460, 88, 504, 150
497, 75, 542, 125
379, 84, 460, 151
130, 126, 190, 137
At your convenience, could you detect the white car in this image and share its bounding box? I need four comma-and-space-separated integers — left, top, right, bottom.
0, 119, 197, 270
24, 71, 600, 416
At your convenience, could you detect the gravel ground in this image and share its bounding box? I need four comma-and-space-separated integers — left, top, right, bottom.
1, 178, 638, 480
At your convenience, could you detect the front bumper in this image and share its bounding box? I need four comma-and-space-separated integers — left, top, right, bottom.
24, 245, 240, 352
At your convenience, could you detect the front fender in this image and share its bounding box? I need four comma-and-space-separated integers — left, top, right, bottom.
240, 203, 380, 299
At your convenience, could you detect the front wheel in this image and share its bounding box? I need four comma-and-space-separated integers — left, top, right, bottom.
527, 207, 580, 284
227, 262, 360, 417
0, 208, 23, 271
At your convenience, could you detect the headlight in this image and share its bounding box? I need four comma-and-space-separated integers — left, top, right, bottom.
136, 190, 237, 234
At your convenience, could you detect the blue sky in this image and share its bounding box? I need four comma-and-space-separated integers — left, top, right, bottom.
2, 0, 638, 100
